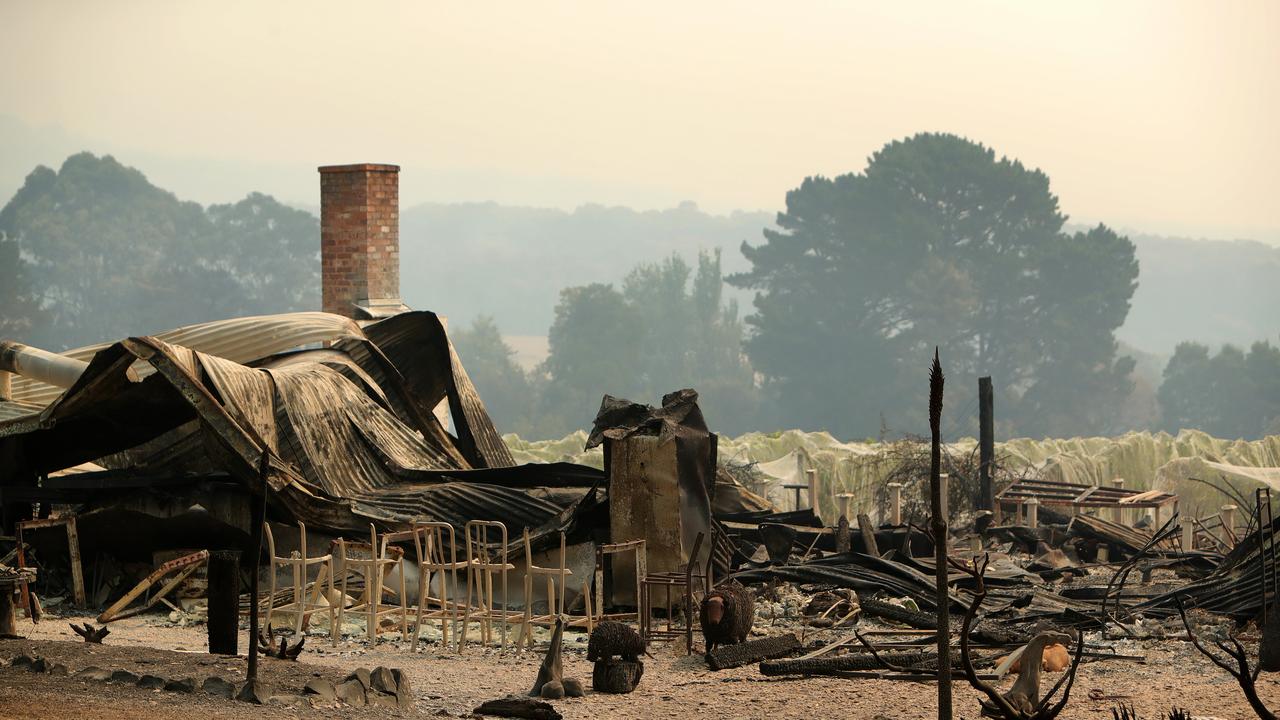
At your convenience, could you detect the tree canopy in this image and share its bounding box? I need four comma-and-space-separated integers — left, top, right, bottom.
0, 152, 318, 349
729, 133, 1139, 439
532, 250, 760, 437
1158, 340, 1280, 439
0, 229, 42, 339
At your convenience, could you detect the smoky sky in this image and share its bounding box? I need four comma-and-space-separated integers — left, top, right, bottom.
0, 0, 1276, 243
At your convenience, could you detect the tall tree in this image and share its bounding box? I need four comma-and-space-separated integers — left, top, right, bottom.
535, 252, 760, 438
730, 133, 1138, 439
0, 153, 209, 348
202, 192, 320, 313
537, 283, 646, 436
0, 230, 42, 339
0, 153, 320, 350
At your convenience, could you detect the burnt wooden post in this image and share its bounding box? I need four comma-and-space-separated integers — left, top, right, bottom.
857, 514, 880, 557
247, 455, 269, 681
592, 659, 643, 693
0, 587, 16, 637
928, 349, 951, 717
978, 377, 994, 511
207, 550, 240, 655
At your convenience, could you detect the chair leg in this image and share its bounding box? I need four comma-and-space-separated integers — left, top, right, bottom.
639, 583, 648, 644
326, 562, 337, 647
447, 566, 458, 648
413, 570, 427, 653
484, 571, 494, 647
582, 579, 594, 634
368, 563, 380, 643
460, 566, 474, 653
519, 572, 530, 650
684, 582, 693, 655
499, 568, 508, 651
399, 562, 409, 639
293, 560, 304, 635
337, 569, 348, 644
264, 560, 276, 634
546, 576, 556, 618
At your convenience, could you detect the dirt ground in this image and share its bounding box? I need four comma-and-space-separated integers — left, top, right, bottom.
1, 611, 1279, 720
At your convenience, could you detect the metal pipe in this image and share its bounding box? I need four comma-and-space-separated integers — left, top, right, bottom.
1026, 497, 1040, 529
0, 340, 91, 389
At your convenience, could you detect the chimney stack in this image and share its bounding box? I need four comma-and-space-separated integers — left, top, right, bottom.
318, 163, 404, 319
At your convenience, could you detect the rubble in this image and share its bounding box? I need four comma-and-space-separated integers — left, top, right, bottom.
0, 218, 1277, 719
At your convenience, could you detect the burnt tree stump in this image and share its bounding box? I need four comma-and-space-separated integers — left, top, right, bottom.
591, 659, 643, 694
207, 550, 240, 655
0, 589, 16, 638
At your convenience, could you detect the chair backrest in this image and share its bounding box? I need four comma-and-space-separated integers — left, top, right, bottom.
465, 520, 509, 567
379, 527, 419, 561
265, 521, 311, 562
684, 531, 707, 592
265, 521, 277, 561
413, 521, 458, 568
521, 528, 567, 566
333, 524, 403, 566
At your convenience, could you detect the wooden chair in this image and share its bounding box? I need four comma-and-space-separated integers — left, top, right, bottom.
263, 521, 336, 639
517, 528, 572, 648
407, 521, 468, 651
639, 530, 708, 655
333, 524, 407, 643
460, 520, 516, 651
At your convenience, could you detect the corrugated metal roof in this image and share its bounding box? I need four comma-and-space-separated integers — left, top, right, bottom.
0, 400, 43, 422
363, 312, 515, 468
0, 312, 562, 534
9, 312, 362, 407
349, 481, 565, 530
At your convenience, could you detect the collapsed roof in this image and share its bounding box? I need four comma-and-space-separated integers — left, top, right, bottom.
0, 311, 601, 536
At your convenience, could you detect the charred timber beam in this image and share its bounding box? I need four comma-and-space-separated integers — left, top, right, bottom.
707, 633, 800, 670
761, 649, 952, 676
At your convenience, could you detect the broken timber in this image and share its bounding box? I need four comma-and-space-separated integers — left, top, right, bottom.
707, 633, 801, 670
761, 649, 955, 677
474, 696, 563, 720
592, 660, 643, 694
98, 549, 208, 623
858, 595, 940, 630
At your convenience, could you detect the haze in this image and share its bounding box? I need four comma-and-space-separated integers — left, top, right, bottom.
1, 0, 1276, 243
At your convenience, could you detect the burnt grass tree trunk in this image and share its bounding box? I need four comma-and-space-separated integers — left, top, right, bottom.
929, 349, 952, 718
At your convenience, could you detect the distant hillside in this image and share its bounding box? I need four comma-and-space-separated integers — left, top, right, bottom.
400, 201, 771, 335
1121, 233, 1280, 354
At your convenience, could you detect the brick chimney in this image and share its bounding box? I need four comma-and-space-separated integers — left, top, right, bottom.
318, 163, 406, 320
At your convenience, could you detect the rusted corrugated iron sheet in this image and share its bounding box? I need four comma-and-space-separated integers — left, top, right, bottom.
363, 312, 515, 469
349, 482, 564, 530
0, 400, 43, 422
9, 312, 363, 407
319, 336, 470, 469
198, 353, 279, 453
265, 361, 467, 497
0, 325, 570, 536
